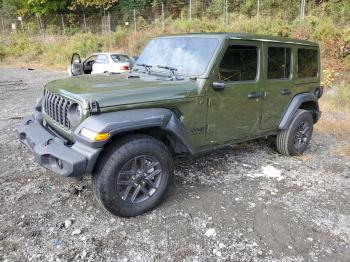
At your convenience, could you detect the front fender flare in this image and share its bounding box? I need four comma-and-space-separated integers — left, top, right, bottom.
279, 93, 319, 130
74, 108, 194, 153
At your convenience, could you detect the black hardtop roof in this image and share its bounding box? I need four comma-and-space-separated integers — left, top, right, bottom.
157, 32, 318, 47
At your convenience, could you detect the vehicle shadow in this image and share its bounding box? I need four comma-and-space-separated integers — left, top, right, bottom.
172, 137, 276, 186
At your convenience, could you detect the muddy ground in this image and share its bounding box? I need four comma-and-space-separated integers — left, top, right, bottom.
0, 68, 350, 262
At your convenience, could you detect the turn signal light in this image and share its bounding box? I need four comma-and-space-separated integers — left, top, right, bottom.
80, 128, 110, 142
95, 133, 110, 141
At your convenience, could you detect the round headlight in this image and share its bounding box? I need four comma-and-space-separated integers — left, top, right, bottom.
67, 103, 82, 126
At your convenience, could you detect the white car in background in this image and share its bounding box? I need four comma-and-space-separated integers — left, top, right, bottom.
69, 52, 135, 76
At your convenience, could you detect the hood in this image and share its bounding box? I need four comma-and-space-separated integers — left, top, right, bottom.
45, 73, 200, 109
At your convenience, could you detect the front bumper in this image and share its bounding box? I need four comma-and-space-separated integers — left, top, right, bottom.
17, 113, 101, 177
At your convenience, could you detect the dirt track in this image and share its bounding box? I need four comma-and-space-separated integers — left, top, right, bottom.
1, 68, 350, 262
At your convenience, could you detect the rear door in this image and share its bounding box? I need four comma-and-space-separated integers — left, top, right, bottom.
260, 44, 294, 130
207, 40, 263, 143
92, 54, 109, 74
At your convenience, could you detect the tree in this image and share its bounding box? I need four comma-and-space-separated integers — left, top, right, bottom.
0, 0, 24, 16
17, 0, 69, 15
70, 0, 119, 10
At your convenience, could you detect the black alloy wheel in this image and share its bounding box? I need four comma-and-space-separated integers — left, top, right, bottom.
293, 121, 311, 150
117, 155, 163, 204
93, 135, 173, 217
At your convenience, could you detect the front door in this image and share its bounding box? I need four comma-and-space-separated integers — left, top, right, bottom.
70, 53, 83, 76
83, 55, 97, 74
260, 44, 294, 130
207, 40, 263, 143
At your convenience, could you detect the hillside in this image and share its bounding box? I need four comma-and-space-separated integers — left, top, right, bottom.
0, 1, 350, 73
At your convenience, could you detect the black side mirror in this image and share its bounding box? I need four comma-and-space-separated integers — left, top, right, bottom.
212, 82, 226, 91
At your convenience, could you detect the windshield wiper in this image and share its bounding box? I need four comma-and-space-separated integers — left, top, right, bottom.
136, 63, 152, 74
157, 65, 183, 80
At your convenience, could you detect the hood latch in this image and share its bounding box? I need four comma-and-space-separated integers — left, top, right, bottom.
89, 100, 100, 114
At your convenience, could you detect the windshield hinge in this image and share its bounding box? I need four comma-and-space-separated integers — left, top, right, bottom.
89, 100, 100, 114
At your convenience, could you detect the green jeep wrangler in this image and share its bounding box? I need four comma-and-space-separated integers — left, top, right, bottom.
17, 33, 323, 217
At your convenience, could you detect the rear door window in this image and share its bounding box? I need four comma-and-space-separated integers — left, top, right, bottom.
267, 47, 291, 79
218, 45, 258, 82
95, 54, 109, 64
297, 49, 318, 78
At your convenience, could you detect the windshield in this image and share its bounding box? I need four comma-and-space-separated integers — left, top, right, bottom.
134, 37, 219, 76
111, 54, 130, 63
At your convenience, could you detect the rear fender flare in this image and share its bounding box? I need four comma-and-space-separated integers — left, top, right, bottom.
279, 93, 319, 130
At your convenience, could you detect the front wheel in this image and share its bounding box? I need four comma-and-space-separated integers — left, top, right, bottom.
93, 135, 173, 217
276, 109, 314, 156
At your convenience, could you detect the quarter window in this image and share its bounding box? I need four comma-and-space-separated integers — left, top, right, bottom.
111, 54, 130, 63
298, 49, 318, 78
267, 47, 291, 79
219, 45, 258, 82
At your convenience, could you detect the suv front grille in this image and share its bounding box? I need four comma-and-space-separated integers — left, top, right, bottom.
43, 89, 71, 129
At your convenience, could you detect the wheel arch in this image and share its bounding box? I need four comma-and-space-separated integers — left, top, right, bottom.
74, 108, 193, 173
279, 92, 320, 130
299, 100, 319, 122
102, 126, 191, 156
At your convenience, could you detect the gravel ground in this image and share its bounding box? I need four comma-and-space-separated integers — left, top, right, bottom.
1, 68, 350, 262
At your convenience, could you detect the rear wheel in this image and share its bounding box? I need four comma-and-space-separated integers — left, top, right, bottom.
276, 109, 313, 156
93, 135, 173, 217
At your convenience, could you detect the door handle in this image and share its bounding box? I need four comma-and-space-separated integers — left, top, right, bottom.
212, 82, 226, 91
281, 89, 291, 95
248, 92, 263, 99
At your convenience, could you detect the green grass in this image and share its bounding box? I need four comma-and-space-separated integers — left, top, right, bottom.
40, 29, 132, 67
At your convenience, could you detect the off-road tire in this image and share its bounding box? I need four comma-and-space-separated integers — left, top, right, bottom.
276, 109, 314, 156
93, 135, 173, 217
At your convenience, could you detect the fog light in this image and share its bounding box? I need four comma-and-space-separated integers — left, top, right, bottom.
80, 128, 110, 142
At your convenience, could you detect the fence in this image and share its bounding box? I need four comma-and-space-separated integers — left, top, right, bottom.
0, 0, 307, 37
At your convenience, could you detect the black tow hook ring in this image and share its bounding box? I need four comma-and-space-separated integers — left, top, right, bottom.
46, 138, 54, 146
26, 119, 33, 125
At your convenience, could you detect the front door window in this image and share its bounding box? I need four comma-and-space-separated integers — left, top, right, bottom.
218, 45, 258, 82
